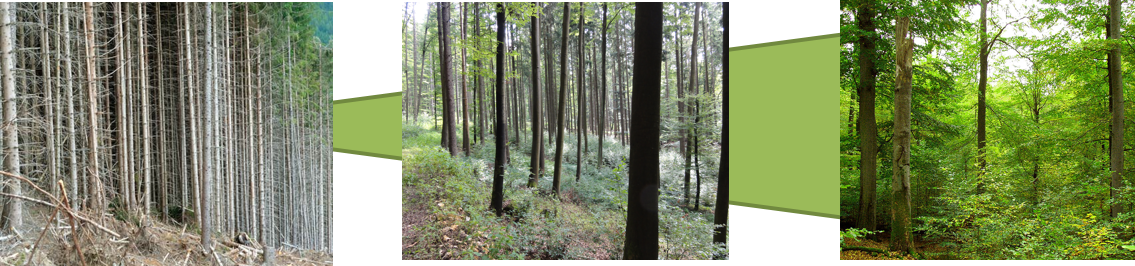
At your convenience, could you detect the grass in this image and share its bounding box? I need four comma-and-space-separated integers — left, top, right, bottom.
401, 118, 727, 260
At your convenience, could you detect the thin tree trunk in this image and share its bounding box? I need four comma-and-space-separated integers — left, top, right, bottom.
84, 2, 105, 215
576, 3, 585, 182
528, 2, 542, 188
202, 1, 215, 248
552, 2, 571, 194
598, 3, 607, 166
490, 3, 507, 217
461, 3, 470, 156
64, 2, 79, 212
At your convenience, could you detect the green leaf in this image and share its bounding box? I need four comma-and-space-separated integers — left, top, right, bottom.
1122, 245, 1135, 251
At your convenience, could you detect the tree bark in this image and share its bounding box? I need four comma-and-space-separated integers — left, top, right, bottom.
712, 1, 729, 249
203, 1, 215, 248
552, 2, 570, 194
855, 1, 878, 231
490, 3, 507, 217
977, 0, 989, 178
0, 2, 20, 232
890, 16, 914, 254
598, 3, 607, 166
528, 2, 543, 188
576, 3, 585, 182
438, 3, 458, 156
683, 3, 701, 208
1109, 0, 1125, 218
623, 3, 662, 260
83, 2, 106, 215
461, 3, 471, 156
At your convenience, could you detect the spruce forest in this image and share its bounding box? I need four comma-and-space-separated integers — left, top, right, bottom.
401, 2, 729, 260
842, 0, 1135, 260
0, 2, 334, 265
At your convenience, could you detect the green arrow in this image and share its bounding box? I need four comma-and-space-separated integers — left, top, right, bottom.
333, 92, 403, 160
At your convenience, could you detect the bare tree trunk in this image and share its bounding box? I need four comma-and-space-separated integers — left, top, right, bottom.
84, 2, 106, 215
890, 16, 914, 254
140, 2, 152, 215
63, 2, 79, 212
855, 0, 878, 231
202, 1, 215, 248
0, 2, 20, 232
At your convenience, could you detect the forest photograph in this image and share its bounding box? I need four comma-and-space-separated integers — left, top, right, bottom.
0, 2, 334, 265
841, 0, 1135, 260
401, 2, 728, 260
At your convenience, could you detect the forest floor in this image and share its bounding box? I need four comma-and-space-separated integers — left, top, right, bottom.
401, 121, 726, 260
840, 234, 950, 260
0, 202, 331, 265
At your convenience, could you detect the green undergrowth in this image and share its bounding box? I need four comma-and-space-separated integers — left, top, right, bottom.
401, 119, 726, 259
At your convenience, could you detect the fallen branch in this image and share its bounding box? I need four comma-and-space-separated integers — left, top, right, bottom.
209, 245, 223, 266
0, 171, 120, 238
22, 206, 59, 266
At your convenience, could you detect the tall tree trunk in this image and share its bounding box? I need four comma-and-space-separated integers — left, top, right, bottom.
64, 2, 79, 212
552, 2, 570, 194
461, 3, 471, 156
712, 1, 729, 249
977, 0, 989, 179
140, 2, 152, 215
855, 1, 878, 231
203, 1, 215, 248
623, 3, 662, 260
598, 3, 607, 166
683, 3, 701, 208
528, 2, 543, 188
438, 3, 457, 156
1109, 0, 1125, 218
490, 3, 507, 216
890, 16, 914, 254
475, 3, 484, 144
0, 2, 20, 232
84, 2, 106, 215
41, 3, 59, 201
576, 3, 585, 182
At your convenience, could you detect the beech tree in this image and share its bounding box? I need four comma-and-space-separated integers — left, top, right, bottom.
890, 16, 913, 254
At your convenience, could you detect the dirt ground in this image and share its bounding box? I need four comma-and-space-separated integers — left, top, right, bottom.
0, 204, 332, 266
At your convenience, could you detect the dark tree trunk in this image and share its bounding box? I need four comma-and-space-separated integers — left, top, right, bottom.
1109, 0, 1125, 218
623, 2, 662, 260
712, 1, 729, 250
576, 3, 585, 182
528, 2, 543, 188
552, 2, 570, 194
855, 1, 878, 231
598, 3, 607, 166
490, 3, 507, 216
438, 2, 458, 156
